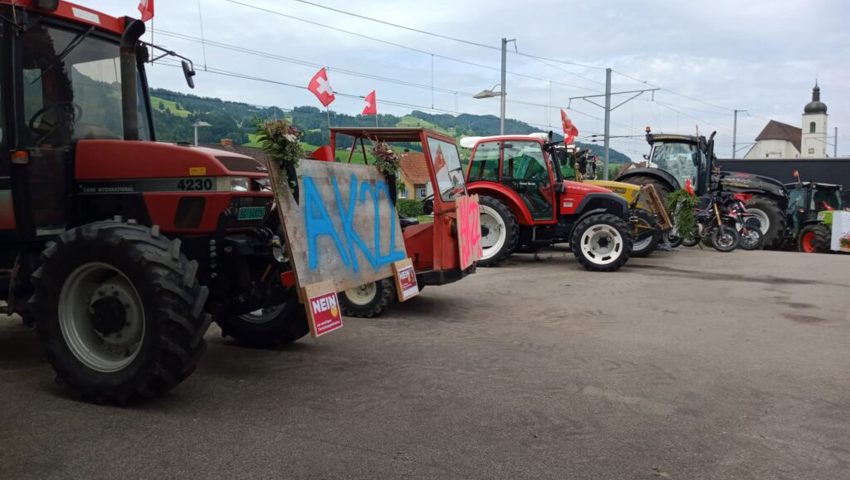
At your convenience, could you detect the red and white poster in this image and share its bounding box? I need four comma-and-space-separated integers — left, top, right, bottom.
303, 281, 343, 337
392, 259, 419, 302
456, 194, 483, 270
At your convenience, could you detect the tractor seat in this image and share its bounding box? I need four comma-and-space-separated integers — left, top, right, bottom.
399, 217, 420, 228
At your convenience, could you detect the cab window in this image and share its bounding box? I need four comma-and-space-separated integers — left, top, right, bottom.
502, 141, 549, 185
469, 141, 500, 181
426, 137, 466, 201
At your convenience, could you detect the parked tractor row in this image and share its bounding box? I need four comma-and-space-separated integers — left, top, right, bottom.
1, 1, 845, 405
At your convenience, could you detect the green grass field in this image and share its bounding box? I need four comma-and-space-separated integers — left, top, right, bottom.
151, 96, 191, 118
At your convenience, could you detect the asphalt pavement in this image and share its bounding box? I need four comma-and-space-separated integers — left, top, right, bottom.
1, 248, 849, 479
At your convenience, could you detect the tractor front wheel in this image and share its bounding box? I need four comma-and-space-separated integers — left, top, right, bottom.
477, 196, 519, 267
31, 220, 209, 404
571, 214, 632, 272
340, 278, 395, 318
798, 224, 831, 253
216, 287, 309, 347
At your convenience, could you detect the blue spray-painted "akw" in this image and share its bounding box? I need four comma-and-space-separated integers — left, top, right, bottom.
304, 174, 405, 273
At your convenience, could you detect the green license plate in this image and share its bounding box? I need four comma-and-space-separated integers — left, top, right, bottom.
237, 206, 266, 221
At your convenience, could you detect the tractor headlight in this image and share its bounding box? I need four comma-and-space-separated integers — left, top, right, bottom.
217, 177, 251, 192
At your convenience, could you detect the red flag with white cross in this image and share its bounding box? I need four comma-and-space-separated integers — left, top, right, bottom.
560, 109, 579, 144
138, 0, 154, 22
362, 90, 377, 115
308, 68, 336, 107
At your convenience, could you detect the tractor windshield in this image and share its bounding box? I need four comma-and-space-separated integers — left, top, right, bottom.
650, 142, 701, 187
426, 137, 466, 201
20, 23, 151, 146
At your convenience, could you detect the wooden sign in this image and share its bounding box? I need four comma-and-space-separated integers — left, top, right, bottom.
270, 158, 407, 293
392, 258, 419, 302
456, 194, 483, 270
302, 280, 344, 338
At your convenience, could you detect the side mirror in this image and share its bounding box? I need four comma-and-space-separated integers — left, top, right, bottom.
182, 60, 196, 89
642, 154, 649, 160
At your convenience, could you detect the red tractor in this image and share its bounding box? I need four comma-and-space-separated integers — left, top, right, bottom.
0, 1, 308, 403
312, 127, 475, 317
463, 134, 632, 271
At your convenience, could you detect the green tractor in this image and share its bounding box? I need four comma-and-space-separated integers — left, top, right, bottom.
787, 181, 845, 253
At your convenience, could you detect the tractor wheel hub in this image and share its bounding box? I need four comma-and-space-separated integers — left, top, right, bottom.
88, 296, 127, 336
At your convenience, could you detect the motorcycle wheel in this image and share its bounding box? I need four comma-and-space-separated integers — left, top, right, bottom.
738, 227, 764, 251
710, 225, 739, 252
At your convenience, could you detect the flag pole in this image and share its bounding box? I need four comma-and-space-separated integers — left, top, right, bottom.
326, 107, 331, 128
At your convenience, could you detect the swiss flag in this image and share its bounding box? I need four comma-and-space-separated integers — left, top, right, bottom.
362, 90, 377, 115
433, 145, 447, 174
308, 68, 335, 107
560, 109, 579, 144
138, 0, 154, 22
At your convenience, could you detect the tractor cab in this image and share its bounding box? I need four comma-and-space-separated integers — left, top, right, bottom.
643, 130, 713, 196
786, 181, 844, 236
0, 1, 198, 241
313, 127, 475, 317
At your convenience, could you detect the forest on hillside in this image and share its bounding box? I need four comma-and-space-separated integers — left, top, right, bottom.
149, 88, 633, 163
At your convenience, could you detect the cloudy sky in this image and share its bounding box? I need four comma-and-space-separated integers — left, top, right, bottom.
85, 0, 849, 160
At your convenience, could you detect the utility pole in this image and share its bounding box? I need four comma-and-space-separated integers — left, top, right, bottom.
732, 109, 747, 159
835, 126, 838, 157
500, 37, 508, 135
603, 68, 611, 179
569, 75, 658, 180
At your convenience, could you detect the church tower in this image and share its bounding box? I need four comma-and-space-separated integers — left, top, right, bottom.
801, 82, 828, 158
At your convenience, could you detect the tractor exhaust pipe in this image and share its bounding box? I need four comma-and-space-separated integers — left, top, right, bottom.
120, 18, 145, 141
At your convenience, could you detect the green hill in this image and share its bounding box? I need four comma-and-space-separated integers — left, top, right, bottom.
149, 88, 633, 163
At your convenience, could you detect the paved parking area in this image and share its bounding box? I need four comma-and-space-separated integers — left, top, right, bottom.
1, 248, 849, 479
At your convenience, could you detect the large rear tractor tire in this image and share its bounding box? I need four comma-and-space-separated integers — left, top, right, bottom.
619, 175, 672, 206
477, 196, 519, 267
571, 213, 632, 272
216, 287, 309, 347
630, 209, 661, 257
340, 278, 395, 318
31, 220, 210, 404
745, 197, 786, 250
797, 224, 831, 253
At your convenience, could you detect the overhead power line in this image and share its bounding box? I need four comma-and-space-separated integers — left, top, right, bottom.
222, 0, 598, 92
280, 0, 607, 85
286, 0, 498, 51
155, 29, 605, 122
157, 60, 599, 133
612, 69, 733, 113
157, 29, 463, 95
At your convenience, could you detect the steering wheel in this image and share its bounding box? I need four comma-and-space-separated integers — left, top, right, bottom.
28, 102, 83, 141
422, 193, 435, 215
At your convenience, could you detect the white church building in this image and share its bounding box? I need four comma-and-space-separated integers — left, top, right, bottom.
745, 83, 829, 159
